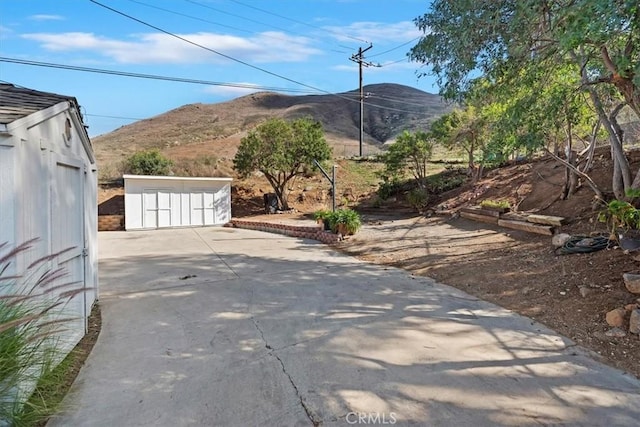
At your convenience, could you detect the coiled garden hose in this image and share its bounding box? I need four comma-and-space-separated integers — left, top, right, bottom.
555, 235, 612, 255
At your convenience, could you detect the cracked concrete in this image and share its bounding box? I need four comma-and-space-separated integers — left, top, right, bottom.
252, 317, 321, 426
49, 227, 640, 426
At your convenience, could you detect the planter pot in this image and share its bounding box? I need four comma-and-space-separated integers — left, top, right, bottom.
336, 223, 352, 235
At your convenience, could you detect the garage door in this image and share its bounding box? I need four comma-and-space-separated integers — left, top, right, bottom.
143, 189, 172, 228
124, 176, 232, 230
139, 188, 223, 228
190, 190, 215, 226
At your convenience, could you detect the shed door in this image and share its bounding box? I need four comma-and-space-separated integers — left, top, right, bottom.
143, 189, 171, 228
190, 190, 215, 226
51, 156, 85, 346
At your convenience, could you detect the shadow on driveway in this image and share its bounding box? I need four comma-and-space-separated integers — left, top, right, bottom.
49, 227, 640, 427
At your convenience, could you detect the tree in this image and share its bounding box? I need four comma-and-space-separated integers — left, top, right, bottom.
382, 130, 434, 189
410, 0, 639, 117
430, 107, 487, 181
473, 65, 601, 198
124, 149, 173, 175
409, 0, 640, 198
233, 117, 331, 210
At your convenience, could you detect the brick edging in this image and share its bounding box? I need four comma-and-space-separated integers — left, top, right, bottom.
98, 215, 124, 231
227, 219, 341, 244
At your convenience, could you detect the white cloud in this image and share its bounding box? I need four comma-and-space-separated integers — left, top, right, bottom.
324, 21, 421, 44
28, 14, 65, 21
0, 25, 13, 39
333, 63, 359, 72
21, 31, 322, 65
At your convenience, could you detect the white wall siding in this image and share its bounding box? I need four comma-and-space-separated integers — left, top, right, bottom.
124, 175, 233, 230
0, 102, 98, 352
0, 145, 16, 268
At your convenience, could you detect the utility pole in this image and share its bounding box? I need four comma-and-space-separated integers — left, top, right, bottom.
349, 44, 375, 158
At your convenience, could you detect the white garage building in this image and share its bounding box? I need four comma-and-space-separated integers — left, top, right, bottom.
124, 175, 232, 230
0, 83, 98, 351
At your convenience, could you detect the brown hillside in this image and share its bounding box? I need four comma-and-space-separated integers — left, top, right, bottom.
92, 83, 450, 177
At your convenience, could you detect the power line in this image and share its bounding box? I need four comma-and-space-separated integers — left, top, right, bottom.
126, 0, 356, 55
89, 0, 338, 96
87, 0, 424, 115
227, 0, 369, 44
0, 57, 320, 94
11, 1, 430, 119
378, 57, 410, 67
124, 0, 298, 45
351, 94, 437, 108
345, 91, 435, 107
1, 56, 432, 113
126, 0, 245, 33
183, 0, 306, 39
85, 113, 146, 121
368, 37, 420, 59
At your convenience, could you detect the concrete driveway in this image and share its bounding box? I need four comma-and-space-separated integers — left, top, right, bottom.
50, 227, 640, 426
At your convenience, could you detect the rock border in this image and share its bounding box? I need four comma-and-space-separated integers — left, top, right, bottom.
227, 219, 342, 244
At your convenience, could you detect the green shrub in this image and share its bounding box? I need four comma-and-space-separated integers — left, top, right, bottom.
124, 149, 173, 176
313, 210, 332, 222
598, 199, 640, 233
170, 155, 221, 177
407, 188, 430, 212
377, 179, 402, 200
424, 171, 466, 193
480, 199, 511, 210
313, 210, 333, 230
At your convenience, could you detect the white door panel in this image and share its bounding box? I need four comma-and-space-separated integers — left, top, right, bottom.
51, 156, 85, 346
143, 191, 158, 228
143, 189, 172, 228
157, 191, 171, 227
203, 192, 215, 225
190, 192, 204, 226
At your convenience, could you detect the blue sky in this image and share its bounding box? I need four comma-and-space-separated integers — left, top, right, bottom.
0, 0, 436, 137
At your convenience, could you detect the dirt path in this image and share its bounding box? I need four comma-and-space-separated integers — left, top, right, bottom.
337, 214, 640, 379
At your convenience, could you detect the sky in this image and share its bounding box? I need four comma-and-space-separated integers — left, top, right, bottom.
0, 0, 437, 137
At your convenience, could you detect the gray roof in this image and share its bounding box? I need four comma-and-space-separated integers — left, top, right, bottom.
0, 83, 81, 125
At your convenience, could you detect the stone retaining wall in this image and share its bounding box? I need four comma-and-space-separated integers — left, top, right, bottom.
229, 219, 341, 244
98, 215, 124, 231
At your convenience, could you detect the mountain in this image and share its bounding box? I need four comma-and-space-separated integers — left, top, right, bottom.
92, 83, 452, 173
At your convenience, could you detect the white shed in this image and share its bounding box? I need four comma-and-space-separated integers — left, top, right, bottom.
0, 83, 98, 351
124, 175, 232, 230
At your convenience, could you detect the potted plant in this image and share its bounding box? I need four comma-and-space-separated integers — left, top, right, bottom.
313, 209, 333, 231
330, 208, 362, 235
